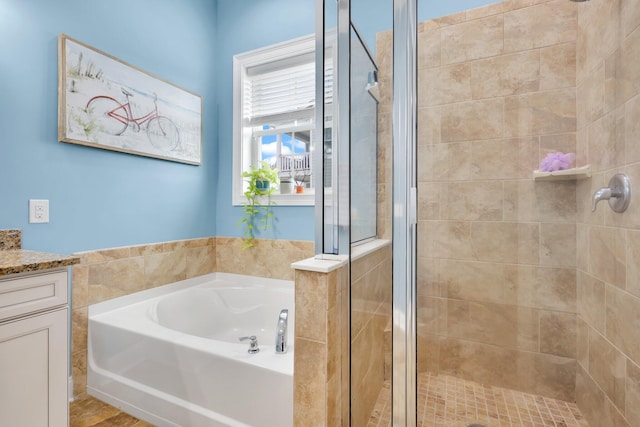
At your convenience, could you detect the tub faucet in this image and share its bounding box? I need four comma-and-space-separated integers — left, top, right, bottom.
239, 335, 260, 354
275, 309, 288, 354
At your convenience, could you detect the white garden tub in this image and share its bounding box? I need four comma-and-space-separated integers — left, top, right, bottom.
87, 272, 294, 427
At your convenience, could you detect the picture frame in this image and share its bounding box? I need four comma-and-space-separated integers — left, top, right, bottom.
58, 34, 202, 165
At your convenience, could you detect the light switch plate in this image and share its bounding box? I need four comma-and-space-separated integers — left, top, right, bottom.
29, 199, 49, 223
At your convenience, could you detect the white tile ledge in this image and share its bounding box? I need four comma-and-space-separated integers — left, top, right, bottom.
291, 254, 348, 273
351, 239, 391, 261
291, 239, 391, 273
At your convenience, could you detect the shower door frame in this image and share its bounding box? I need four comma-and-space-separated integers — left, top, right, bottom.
392, 0, 418, 425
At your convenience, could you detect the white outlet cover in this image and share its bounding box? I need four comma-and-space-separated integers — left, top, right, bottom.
29, 199, 49, 224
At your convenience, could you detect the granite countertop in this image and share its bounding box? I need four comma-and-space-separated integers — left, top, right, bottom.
0, 249, 80, 277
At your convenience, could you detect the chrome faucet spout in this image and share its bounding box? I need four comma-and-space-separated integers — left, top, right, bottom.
591, 187, 612, 212
275, 309, 288, 354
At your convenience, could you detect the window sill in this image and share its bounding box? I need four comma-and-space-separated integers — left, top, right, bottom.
233, 192, 315, 206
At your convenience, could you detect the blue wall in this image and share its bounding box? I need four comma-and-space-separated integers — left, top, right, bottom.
213, 0, 316, 241
0, 0, 501, 254
0, 0, 218, 254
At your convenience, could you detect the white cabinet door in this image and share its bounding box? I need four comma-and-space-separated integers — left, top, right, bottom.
0, 308, 68, 427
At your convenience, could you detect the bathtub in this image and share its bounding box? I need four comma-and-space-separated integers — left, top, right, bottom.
87, 272, 294, 427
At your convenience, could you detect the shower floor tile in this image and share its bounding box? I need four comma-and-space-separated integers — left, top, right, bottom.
368, 372, 590, 427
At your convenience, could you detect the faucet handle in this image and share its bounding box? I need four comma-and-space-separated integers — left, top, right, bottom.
239, 335, 260, 354
592, 173, 631, 213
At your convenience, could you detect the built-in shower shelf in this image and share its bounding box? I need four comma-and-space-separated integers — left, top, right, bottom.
533, 165, 592, 181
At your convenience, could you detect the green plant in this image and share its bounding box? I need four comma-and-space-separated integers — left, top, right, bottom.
238, 160, 279, 249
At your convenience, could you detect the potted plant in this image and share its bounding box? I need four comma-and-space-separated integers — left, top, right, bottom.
293, 170, 310, 194
238, 160, 279, 249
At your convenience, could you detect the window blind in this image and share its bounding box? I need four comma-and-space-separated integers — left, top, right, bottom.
243, 57, 334, 126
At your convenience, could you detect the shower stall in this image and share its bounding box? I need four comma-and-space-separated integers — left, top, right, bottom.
316, 0, 640, 426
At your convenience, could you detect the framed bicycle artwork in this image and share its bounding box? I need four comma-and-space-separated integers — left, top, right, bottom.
58, 34, 202, 165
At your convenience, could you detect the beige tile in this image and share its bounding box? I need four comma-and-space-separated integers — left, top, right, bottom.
419, 221, 475, 260
588, 108, 626, 172
508, 265, 576, 312
441, 98, 504, 142
71, 307, 88, 354
417, 182, 440, 220
606, 285, 640, 363
417, 257, 439, 297
442, 181, 503, 221
578, 62, 605, 128
76, 247, 131, 265
577, 270, 606, 334
577, 317, 589, 369
472, 137, 539, 180
419, 63, 472, 107
539, 310, 576, 358
129, 243, 164, 257
540, 133, 577, 163
540, 222, 576, 267
625, 94, 640, 164
293, 338, 326, 427
589, 225, 626, 288
516, 306, 540, 352
622, 0, 640, 38
439, 260, 510, 304
351, 317, 385, 427
469, 222, 540, 264
471, 50, 540, 100
504, 88, 577, 137
441, 14, 504, 65
588, 330, 627, 410
295, 270, 327, 342
185, 245, 216, 279
577, 0, 621, 79
626, 230, 640, 298
144, 250, 186, 288
72, 264, 89, 309
540, 42, 577, 90
517, 351, 576, 401
417, 106, 441, 146
446, 143, 473, 181
433, 10, 467, 28
466, 301, 519, 348
628, 360, 640, 427
504, 0, 576, 53
503, 179, 576, 223
417, 28, 441, 69
615, 24, 640, 106
466, 1, 513, 21
576, 223, 589, 272
88, 258, 145, 304
576, 364, 607, 427
72, 350, 87, 398
439, 338, 518, 390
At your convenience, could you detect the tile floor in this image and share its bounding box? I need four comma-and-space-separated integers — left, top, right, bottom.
71, 372, 590, 427
69, 396, 153, 427
368, 372, 590, 427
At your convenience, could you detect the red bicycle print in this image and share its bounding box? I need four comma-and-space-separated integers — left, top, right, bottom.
85, 88, 180, 151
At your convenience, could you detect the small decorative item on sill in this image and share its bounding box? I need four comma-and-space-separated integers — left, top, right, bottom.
280, 176, 293, 194
539, 152, 575, 172
293, 170, 311, 195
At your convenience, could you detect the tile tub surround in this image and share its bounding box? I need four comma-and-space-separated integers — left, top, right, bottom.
0, 229, 21, 251
71, 236, 313, 399
416, 0, 579, 402
292, 240, 391, 427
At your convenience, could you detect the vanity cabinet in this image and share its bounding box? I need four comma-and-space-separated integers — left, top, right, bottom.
0, 269, 69, 427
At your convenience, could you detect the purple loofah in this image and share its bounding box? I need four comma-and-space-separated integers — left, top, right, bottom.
539, 152, 575, 172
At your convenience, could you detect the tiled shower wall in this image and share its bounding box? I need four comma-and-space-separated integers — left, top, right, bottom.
71, 236, 313, 398
574, 0, 640, 426
416, 0, 579, 401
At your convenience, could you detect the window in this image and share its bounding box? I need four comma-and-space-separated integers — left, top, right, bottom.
233, 35, 318, 206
